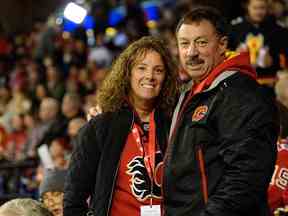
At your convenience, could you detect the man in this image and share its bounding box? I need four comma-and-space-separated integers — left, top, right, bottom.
229, 0, 288, 78
163, 6, 279, 216
0, 198, 53, 216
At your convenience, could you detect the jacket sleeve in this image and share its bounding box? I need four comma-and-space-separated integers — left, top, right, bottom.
63, 118, 102, 216
202, 86, 279, 216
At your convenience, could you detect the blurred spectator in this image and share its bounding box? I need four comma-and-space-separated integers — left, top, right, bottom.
0, 198, 53, 216
67, 117, 86, 140
26, 61, 43, 104
275, 71, 288, 138
35, 84, 50, 104
48, 138, 70, 170
24, 98, 60, 159
122, 0, 149, 40
90, 1, 109, 35
88, 33, 113, 70
34, 24, 57, 61
45, 65, 65, 101
23, 111, 38, 134
267, 71, 288, 214
65, 65, 87, 96
33, 93, 85, 153
268, 138, 288, 214
83, 94, 97, 119
0, 125, 7, 160
0, 85, 10, 117
229, 0, 287, 78
269, 0, 288, 28
4, 114, 27, 161
61, 93, 84, 121
39, 169, 67, 216
0, 64, 31, 132
71, 39, 87, 68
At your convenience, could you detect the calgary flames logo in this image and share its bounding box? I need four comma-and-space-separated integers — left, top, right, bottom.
126, 154, 162, 201
192, 105, 208, 122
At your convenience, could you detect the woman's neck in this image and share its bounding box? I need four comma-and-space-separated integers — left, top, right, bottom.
129, 97, 154, 122
135, 106, 153, 122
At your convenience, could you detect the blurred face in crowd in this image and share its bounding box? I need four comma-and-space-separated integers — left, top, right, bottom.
275, 73, 288, 105
49, 139, 65, 159
61, 95, 81, 119
42, 191, 64, 216
11, 115, 24, 131
247, 0, 268, 24
49, 138, 69, 169
271, 0, 286, 18
129, 50, 166, 106
177, 20, 227, 82
23, 113, 35, 129
92, 68, 107, 88
35, 84, 48, 101
0, 86, 10, 103
39, 98, 59, 122
68, 118, 86, 138
46, 66, 60, 82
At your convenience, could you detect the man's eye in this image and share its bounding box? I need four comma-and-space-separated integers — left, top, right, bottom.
179, 42, 189, 47
196, 40, 208, 47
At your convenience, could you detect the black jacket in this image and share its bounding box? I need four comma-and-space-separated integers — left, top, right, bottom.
163, 72, 279, 216
63, 107, 170, 216
229, 15, 287, 77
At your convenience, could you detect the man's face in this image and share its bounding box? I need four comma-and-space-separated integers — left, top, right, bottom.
247, 0, 268, 24
177, 20, 227, 82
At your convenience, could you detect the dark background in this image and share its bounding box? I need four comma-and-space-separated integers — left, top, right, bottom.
0, 0, 244, 35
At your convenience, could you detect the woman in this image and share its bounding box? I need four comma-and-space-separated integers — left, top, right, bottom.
63, 36, 178, 216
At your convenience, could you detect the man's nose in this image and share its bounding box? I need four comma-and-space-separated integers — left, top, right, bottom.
187, 43, 199, 57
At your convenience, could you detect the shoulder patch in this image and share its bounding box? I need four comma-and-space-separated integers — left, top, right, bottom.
192, 105, 208, 122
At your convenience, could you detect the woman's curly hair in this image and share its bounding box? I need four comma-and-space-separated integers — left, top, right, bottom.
96, 36, 178, 115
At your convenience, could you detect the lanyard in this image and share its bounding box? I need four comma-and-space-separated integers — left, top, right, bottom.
131, 111, 156, 182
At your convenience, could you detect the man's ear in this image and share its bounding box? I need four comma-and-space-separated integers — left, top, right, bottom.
219, 36, 228, 55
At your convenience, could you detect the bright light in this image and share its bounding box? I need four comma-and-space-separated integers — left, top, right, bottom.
64, 2, 87, 24
105, 27, 117, 38
75, 0, 85, 4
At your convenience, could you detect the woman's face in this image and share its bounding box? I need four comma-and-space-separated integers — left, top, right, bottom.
129, 50, 166, 106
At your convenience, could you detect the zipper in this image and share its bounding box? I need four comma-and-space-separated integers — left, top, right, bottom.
106, 160, 120, 216
106, 111, 135, 216
197, 147, 208, 204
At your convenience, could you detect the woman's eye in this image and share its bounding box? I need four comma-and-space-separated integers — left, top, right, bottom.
155, 68, 164, 74
137, 66, 146, 70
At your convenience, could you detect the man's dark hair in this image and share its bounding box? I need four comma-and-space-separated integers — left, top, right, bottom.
176, 6, 229, 37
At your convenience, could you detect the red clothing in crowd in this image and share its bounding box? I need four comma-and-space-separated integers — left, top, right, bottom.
0, 125, 7, 155
268, 139, 288, 214
4, 130, 27, 160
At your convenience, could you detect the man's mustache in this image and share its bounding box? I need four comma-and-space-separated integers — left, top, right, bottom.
186, 57, 204, 66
